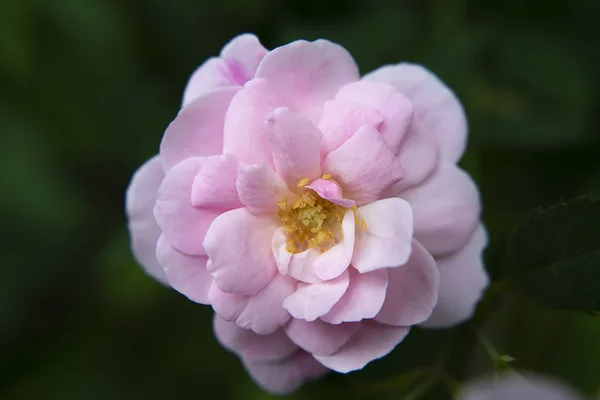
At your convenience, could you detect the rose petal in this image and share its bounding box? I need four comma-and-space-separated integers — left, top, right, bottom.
154, 157, 222, 256
317, 99, 383, 156
336, 81, 413, 153
157, 235, 211, 304
125, 156, 168, 284
306, 178, 354, 208
283, 269, 350, 321
285, 319, 360, 356
265, 107, 322, 188
272, 227, 292, 275
223, 78, 285, 166
182, 34, 267, 105
191, 154, 242, 209
235, 274, 296, 335
312, 209, 356, 280
322, 268, 388, 324
213, 315, 297, 362
375, 240, 440, 326
256, 39, 360, 123
364, 63, 467, 163
160, 87, 239, 172
421, 224, 489, 328
236, 161, 290, 214
323, 125, 404, 205
208, 281, 249, 321
314, 321, 410, 373
401, 162, 481, 256
460, 374, 585, 400
243, 351, 329, 395
204, 208, 277, 295
352, 197, 414, 273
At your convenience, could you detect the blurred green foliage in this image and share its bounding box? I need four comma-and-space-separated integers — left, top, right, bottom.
1, 0, 599, 398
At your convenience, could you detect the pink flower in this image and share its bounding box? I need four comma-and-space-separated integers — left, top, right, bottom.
126, 34, 488, 394
460, 374, 585, 400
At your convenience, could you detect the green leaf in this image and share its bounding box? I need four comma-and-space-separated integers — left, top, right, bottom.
506, 195, 600, 313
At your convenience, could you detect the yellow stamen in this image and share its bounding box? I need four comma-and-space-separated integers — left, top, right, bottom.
297, 178, 310, 188
362, 220, 367, 232
321, 174, 332, 180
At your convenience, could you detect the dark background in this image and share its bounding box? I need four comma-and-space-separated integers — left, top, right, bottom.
1, 0, 599, 398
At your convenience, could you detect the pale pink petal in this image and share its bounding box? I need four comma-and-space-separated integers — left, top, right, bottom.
160, 87, 239, 171
312, 209, 356, 280
235, 274, 296, 335
255, 40, 360, 123
283, 269, 350, 321
318, 99, 383, 156
204, 208, 278, 295
191, 154, 242, 209
375, 240, 440, 326
156, 235, 211, 304
401, 162, 481, 256
336, 81, 413, 153
461, 374, 585, 400
265, 107, 322, 187
243, 351, 329, 395
208, 282, 249, 321
365, 63, 467, 163
285, 319, 360, 356
154, 157, 221, 256
287, 248, 323, 284
236, 161, 290, 214
126, 156, 168, 284
213, 315, 297, 362
306, 178, 354, 208
352, 198, 413, 273
182, 34, 267, 105
421, 225, 489, 328
323, 125, 404, 205
271, 227, 292, 275
223, 78, 285, 166
385, 127, 440, 194
322, 268, 388, 324
314, 321, 410, 373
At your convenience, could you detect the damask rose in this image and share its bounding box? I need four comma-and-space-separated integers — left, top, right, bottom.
461, 374, 585, 400
126, 34, 488, 394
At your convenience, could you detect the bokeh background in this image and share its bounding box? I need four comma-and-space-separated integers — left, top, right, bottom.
1, 0, 600, 398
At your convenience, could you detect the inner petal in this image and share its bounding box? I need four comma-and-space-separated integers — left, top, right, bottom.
278, 177, 356, 254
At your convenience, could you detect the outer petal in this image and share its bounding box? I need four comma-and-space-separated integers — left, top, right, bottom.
204, 208, 278, 295
243, 351, 329, 395
285, 319, 361, 356
256, 40, 360, 123
317, 99, 383, 156
213, 316, 297, 362
365, 63, 467, 163
352, 198, 413, 273
236, 162, 290, 214
265, 107, 322, 188
154, 157, 221, 256
460, 374, 585, 400
336, 81, 413, 153
208, 282, 249, 321
375, 240, 440, 326
323, 125, 404, 205
160, 87, 239, 172
283, 269, 350, 321
125, 156, 168, 284
401, 162, 480, 256
421, 225, 488, 328
191, 154, 242, 209
223, 78, 285, 166
182, 34, 267, 105
235, 274, 296, 335
322, 268, 388, 324
314, 321, 410, 373
157, 235, 211, 304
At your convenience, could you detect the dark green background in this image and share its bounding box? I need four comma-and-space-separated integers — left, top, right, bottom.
1, 0, 599, 398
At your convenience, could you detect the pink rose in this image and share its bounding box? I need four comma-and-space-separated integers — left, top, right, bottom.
461, 374, 585, 400
126, 33, 488, 394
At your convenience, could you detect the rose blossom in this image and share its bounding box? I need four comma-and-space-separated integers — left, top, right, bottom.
460, 374, 585, 400
126, 33, 488, 394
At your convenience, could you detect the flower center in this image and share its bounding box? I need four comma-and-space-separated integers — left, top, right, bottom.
278, 183, 347, 254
